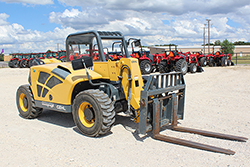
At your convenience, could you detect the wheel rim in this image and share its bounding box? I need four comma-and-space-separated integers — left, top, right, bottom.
204, 60, 207, 66
193, 65, 197, 72
145, 63, 151, 72
181, 62, 187, 73
78, 102, 95, 128
19, 93, 28, 112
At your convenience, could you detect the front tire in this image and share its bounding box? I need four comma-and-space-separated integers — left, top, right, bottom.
176, 59, 188, 75
16, 85, 43, 118
200, 57, 207, 67
158, 61, 170, 73
140, 60, 152, 74
12, 59, 19, 68
72, 89, 115, 137
208, 57, 214, 67
227, 59, 232, 66
189, 63, 197, 73
20, 59, 28, 68
8, 60, 13, 68
221, 57, 227, 66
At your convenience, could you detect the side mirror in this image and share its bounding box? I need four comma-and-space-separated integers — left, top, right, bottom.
71, 56, 93, 70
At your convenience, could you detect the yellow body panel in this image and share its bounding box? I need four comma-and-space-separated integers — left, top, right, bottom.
42, 58, 61, 64
93, 61, 119, 81
117, 58, 144, 111
30, 62, 103, 105
30, 57, 144, 119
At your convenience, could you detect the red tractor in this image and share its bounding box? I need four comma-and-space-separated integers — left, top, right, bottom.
183, 51, 204, 73
18, 53, 29, 68
208, 51, 227, 67
194, 52, 207, 67
207, 47, 234, 67
128, 38, 156, 74
8, 53, 20, 68
106, 41, 125, 61
158, 45, 188, 75
27, 53, 37, 68
57, 50, 67, 62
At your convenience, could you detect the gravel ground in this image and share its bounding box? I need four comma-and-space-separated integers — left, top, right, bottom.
0, 66, 249, 167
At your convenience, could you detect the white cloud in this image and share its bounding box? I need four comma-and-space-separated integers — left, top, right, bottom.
0, 0, 53, 5
0, 13, 75, 53
1, 0, 250, 53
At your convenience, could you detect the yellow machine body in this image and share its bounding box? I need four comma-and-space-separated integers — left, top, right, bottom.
42, 58, 61, 64
29, 57, 143, 114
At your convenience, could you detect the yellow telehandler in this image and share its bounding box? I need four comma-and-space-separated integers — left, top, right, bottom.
16, 31, 247, 155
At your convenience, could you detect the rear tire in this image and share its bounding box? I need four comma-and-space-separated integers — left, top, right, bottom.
12, 59, 19, 68
200, 57, 207, 67
158, 62, 170, 73
72, 89, 115, 137
16, 85, 43, 119
221, 57, 227, 66
8, 60, 13, 68
227, 59, 232, 66
176, 59, 188, 75
28, 59, 34, 68
208, 57, 214, 67
189, 63, 197, 73
20, 59, 28, 68
140, 60, 152, 74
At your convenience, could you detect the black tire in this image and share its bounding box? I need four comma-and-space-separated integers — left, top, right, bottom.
8, 60, 13, 68
140, 60, 152, 74
227, 59, 232, 66
221, 57, 227, 66
176, 59, 188, 75
16, 84, 43, 119
158, 62, 170, 73
20, 59, 28, 68
189, 63, 197, 73
208, 57, 214, 67
200, 57, 207, 67
12, 59, 19, 68
72, 89, 115, 137
28, 59, 34, 68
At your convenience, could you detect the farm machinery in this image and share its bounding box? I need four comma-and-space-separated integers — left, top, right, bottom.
158, 45, 188, 75
128, 38, 157, 74
207, 47, 234, 67
16, 30, 247, 155
8, 53, 21, 68
183, 51, 204, 73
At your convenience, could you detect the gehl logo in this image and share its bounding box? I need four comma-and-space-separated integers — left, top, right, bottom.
42, 102, 66, 111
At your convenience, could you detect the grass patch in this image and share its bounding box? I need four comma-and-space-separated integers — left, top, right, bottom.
232, 59, 250, 64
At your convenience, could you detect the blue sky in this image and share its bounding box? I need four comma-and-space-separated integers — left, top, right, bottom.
0, 0, 250, 53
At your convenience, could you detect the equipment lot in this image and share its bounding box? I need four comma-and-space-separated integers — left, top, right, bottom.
0, 66, 249, 166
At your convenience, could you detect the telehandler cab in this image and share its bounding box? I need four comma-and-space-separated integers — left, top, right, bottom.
16, 31, 247, 155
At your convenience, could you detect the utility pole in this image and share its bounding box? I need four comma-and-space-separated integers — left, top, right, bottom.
57, 43, 60, 51
206, 19, 211, 54
203, 24, 206, 55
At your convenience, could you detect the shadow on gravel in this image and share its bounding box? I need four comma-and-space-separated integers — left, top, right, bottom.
113, 114, 150, 142
37, 109, 75, 128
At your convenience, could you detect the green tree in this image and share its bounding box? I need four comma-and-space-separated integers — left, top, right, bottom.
214, 40, 221, 46
221, 39, 235, 55
233, 41, 250, 45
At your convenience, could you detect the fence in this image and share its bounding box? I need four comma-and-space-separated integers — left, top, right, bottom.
232, 52, 250, 65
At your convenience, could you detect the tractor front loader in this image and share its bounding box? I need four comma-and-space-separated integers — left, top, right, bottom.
16, 31, 247, 155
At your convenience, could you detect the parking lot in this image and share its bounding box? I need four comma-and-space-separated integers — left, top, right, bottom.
0, 66, 249, 166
